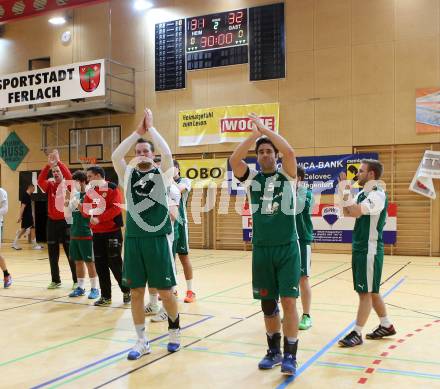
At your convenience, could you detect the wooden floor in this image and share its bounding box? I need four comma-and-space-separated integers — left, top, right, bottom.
1, 245, 440, 389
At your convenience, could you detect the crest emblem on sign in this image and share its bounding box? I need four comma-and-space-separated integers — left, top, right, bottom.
322, 206, 340, 226
79, 63, 101, 92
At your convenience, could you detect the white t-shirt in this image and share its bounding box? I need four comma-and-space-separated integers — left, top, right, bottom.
0, 188, 8, 226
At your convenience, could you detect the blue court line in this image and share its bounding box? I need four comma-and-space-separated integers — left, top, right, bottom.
317, 361, 365, 370
315, 361, 440, 380
378, 367, 440, 380
30, 315, 214, 389
275, 277, 406, 389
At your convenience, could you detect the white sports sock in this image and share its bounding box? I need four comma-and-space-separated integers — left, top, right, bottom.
149, 293, 158, 306
379, 316, 392, 328
31, 238, 37, 244
135, 323, 147, 341
186, 279, 193, 291
13, 230, 20, 245
77, 278, 85, 289
354, 325, 363, 336
90, 277, 98, 289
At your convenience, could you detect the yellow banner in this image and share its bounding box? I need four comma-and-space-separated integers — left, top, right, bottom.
179, 102, 279, 146
179, 159, 227, 188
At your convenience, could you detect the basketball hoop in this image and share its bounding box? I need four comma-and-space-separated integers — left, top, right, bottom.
78, 156, 97, 165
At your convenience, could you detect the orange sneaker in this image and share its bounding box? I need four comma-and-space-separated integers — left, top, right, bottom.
184, 290, 196, 303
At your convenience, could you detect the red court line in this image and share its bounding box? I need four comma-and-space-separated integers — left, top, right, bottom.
357, 319, 439, 384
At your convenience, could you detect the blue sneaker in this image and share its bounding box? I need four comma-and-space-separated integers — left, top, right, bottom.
281, 353, 297, 376
258, 349, 282, 369
3, 275, 12, 288
127, 339, 151, 360
69, 286, 85, 297
167, 328, 181, 352
88, 288, 100, 299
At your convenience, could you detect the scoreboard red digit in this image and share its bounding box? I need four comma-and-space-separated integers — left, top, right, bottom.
186, 9, 247, 52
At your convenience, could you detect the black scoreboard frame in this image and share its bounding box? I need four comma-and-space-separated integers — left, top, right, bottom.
154, 2, 286, 91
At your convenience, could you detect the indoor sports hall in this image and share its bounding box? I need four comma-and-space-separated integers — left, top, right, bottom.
0, 1, 439, 388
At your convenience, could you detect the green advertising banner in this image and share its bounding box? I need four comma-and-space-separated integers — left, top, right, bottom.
0, 131, 29, 170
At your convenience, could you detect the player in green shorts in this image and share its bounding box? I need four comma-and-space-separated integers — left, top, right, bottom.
173, 160, 196, 303
64, 170, 99, 300
338, 159, 396, 347
112, 108, 181, 360
230, 113, 300, 376
296, 166, 314, 330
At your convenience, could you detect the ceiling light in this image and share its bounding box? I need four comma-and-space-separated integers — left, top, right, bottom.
134, 0, 153, 11
49, 16, 66, 25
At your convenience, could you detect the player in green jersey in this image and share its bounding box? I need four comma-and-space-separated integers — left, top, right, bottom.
338, 159, 396, 347
112, 108, 181, 360
296, 166, 314, 330
230, 113, 300, 376
173, 160, 196, 303
64, 170, 99, 300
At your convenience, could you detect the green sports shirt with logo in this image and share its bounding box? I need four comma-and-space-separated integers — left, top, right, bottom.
125, 167, 172, 237
70, 192, 91, 239
296, 185, 314, 243
241, 167, 298, 246
352, 187, 388, 253
175, 177, 191, 225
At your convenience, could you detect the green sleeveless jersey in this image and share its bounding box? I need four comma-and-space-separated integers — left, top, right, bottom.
125, 167, 172, 237
175, 177, 191, 225
296, 186, 314, 243
246, 168, 297, 246
352, 187, 388, 253
71, 192, 91, 238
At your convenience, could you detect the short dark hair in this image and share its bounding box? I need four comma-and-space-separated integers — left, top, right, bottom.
297, 166, 305, 180
255, 137, 278, 155
86, 165, 105, 178
361, 159, 383, 179
27, 183, 35, 189
173, 159, 180, 169
136, 138, 155, 152
72, 170, 87, 183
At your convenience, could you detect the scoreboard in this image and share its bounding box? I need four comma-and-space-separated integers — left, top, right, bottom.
155, 19, 185, 91
186, 9, 247, 52
155, 3, 285, 91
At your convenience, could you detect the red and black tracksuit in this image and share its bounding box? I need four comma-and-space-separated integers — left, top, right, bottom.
83, 181, 129, 300
37, 161, 77, 284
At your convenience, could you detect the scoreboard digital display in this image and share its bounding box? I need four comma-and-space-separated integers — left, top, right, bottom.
155, 19, 185, 91
186, 9, 247, 53
154, 4, 285, 90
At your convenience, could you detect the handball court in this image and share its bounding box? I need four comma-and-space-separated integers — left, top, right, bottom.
1, 248, 439, 389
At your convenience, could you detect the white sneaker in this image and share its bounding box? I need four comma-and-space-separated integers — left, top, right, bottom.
151, 307, 168, 322
144, 303, 160, 316
127, 339, 151, 360
11, 244, 22, 250
167, 328, 181, 352
32, 245, 43, 250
